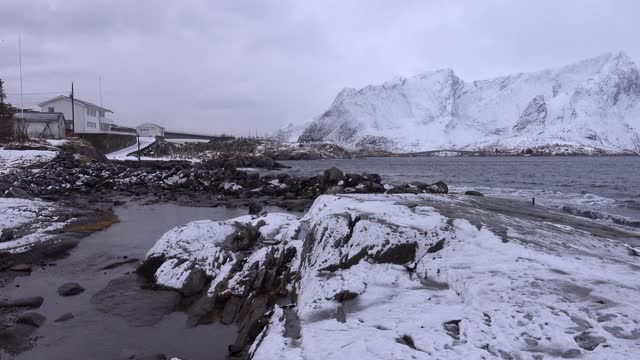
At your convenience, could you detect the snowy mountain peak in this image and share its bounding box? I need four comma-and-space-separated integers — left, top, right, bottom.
297, 52, 640, 154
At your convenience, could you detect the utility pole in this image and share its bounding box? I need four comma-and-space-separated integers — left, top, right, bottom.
136, 130, 141, 168
70, 82, 75, 135
98, 76, 103, 130
18, 34, 23, 118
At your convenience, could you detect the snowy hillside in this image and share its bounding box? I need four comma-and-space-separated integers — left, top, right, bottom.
297, 52, 640, 154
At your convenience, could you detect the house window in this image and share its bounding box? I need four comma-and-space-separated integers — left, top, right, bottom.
99, 110, 105, 117
87, 121, 97, 128
87, 108, 97, 117
48, 107, 55, 112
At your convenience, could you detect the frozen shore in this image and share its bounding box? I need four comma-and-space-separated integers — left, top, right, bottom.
141, 193, 640, 359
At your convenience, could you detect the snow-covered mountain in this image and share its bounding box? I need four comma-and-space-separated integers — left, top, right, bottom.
297, 52, 640, 154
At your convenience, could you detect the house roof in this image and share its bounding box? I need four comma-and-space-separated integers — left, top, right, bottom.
38, 95, 113, 113
12, 111, 66, 123
137, 122, 166, 130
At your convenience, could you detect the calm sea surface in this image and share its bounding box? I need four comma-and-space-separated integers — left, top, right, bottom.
280, 156, 640, 227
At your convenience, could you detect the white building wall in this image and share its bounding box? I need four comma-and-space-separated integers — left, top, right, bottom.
39, 98, 95, 133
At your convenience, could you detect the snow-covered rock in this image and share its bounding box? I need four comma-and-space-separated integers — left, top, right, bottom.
298, 52, 640, 154
271, 194, 640, 359
142, 193, 640, 359
0, 198, 74, 254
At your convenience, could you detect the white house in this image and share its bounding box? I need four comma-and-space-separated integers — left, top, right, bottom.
136, 123, 165, 137
38, 95, 115, 134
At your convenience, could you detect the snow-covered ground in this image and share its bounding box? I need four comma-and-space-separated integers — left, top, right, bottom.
0, 197, 72, 254
0, 147, 58, 174
105, 136, 157, 160
144, 193, 640, 359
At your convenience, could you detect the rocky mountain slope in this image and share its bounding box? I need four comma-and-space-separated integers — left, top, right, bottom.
297, 52, 640, 154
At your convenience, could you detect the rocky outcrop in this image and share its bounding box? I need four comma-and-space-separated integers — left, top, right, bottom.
137, 212, 302, 350
513, 95, 547, 132
140, 193, 640, 359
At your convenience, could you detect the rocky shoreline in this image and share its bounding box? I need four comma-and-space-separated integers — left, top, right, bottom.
0, 140, 449, 358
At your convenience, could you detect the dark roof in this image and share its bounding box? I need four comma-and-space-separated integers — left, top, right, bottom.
12, 111, 66, 123
38, 95, 113, 113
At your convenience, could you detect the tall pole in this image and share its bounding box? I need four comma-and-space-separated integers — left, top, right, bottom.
70, 82, 75, 135
18, 34, 23, 117
136, 130, 141, 168
98, 76, 102, 130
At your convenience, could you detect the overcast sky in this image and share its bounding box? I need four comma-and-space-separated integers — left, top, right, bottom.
1, 0, 638, 135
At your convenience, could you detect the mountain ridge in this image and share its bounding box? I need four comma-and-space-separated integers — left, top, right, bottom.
294, 52, 640, 154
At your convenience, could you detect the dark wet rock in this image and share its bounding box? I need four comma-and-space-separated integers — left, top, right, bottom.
386, 185, 421, 194
0, 228, 14, 242
57, 282, 85, 297
232, 223, 261, 252
373, 242, 417, 264
333, 289, 359, 302
324, 185, 344, 195
128, 354, 167, 360
248, 201, 263, 215
335, 305, 346, 323
603, 325, 640, 340
39, 237, 81, 257
0, 296, 44, 308
465, 190, 484, 196
136, 255, 166, 280
426, 239, 446, 253
99, 257, 139, 270
323, 167, 344, 184
54, 312, 74, 322
443, 320, 461, 340
91, 275, 181, 326
6, 186, 29, 198
561, 349, 582, 358
429, 181, 448, 194
16, 312, 46, 327
279, 199, 310, 212
179, 268, 206, 296
228, 344, 244, 355
186, 294, 215, 326
0, 323, 39, 351
574, 332, 606, 350
9, 263, 32, 273
396, 334, 417, 350
344, 173, 362, 187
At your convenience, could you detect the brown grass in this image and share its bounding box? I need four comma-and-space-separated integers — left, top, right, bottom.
63, 214, 119, 233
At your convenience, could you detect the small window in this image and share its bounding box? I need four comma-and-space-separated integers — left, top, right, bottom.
87, 121, 97, 128
48, 107, 54, 113
99, 110, 105, 117
87, 108, 97, 117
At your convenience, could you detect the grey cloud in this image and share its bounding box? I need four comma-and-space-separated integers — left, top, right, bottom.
1, 0, 639, 135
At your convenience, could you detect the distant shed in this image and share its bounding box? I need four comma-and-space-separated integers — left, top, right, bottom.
136, 123, 165, 137
11, 111, 68, 139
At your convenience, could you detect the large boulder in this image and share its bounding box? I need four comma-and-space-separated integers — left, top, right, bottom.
57, 282, 85, 297
16, 312, 46, 328
0, 228, 14, 243
323, 167, 344, 184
